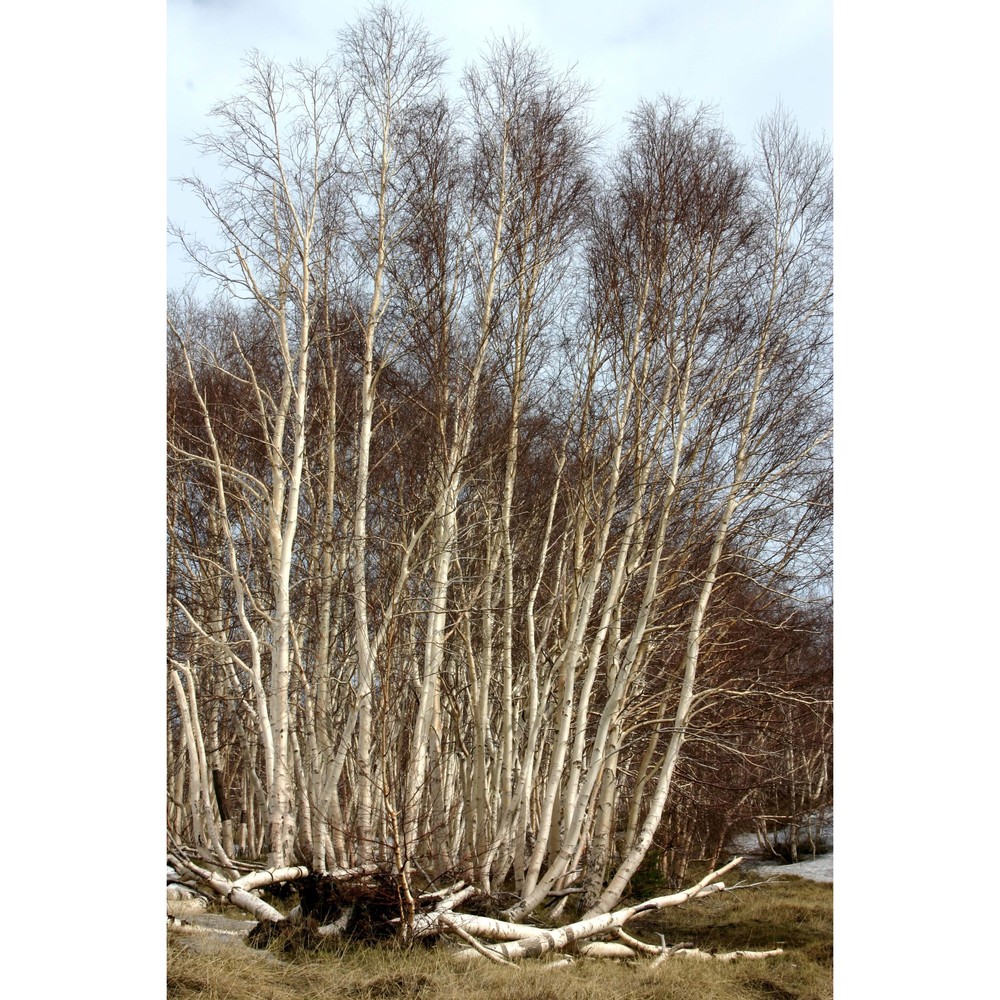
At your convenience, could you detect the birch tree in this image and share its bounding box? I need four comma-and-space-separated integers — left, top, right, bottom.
167, 6, 831, 921
576, 102, 831, 918
169, 49, 349, 868
325, 5, 447, 862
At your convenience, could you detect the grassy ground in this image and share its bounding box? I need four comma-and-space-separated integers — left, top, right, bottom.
167, 870, 832, 1000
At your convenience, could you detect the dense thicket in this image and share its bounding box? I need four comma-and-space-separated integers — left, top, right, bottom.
167, 3, 831, 920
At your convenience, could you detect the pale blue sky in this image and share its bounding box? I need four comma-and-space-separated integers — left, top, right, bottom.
167, 0, 832, 290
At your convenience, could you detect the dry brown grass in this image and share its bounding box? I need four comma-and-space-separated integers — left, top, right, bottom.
167, 873, 832, 1000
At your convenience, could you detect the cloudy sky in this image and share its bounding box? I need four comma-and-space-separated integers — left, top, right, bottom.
167, 0, 832, 289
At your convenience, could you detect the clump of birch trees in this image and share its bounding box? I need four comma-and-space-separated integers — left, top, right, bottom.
167, 3, 832, 924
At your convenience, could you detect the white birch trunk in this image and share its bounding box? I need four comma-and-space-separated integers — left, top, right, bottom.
455, 858, 742, 962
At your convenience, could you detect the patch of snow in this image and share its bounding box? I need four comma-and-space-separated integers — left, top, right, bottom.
741, 853, 833, 883
727, 811, 833, 884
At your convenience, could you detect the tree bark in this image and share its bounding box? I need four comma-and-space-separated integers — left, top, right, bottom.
453, 858, 742, 962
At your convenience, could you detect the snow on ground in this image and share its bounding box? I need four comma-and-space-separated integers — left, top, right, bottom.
738, 851, 833, 883
726, 813, 833, 883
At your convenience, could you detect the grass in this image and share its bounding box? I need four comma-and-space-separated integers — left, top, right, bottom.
641, 870, 833, 960
167, 871, 832, 1000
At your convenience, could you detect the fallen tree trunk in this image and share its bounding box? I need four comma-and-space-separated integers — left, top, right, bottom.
415, 910, 542, 941
437, 915, 518, 967
408, 885, 482, 937
232, 866, 311, 891
574, 942, 638, 959
168, 851, 289, 922
450, 857, 744, 963
672, 947, 786, 962
169, 840, 380, 924
166, 850, 783, 966
168, 912, 255, 936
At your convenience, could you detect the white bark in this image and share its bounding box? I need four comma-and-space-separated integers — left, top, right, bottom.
415, 911, 544, 941
438, 916, 518, 967
455, 858, 742, 962
575, 942, 637, 959
168, 854, 289, 923
672, 947, 785, 962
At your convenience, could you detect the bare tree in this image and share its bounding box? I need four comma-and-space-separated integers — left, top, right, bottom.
169, 46, 350, 867
167, 6, 831, 925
